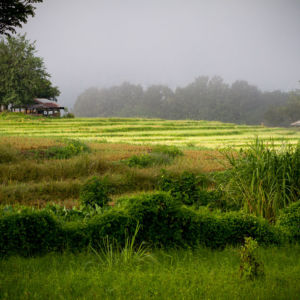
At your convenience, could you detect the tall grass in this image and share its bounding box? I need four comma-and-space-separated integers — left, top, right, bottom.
0, 144, 19, 163
91, 224, 153, 269
221, 139, 300, 221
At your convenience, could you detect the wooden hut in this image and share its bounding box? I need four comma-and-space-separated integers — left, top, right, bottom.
11, 98, 65, 117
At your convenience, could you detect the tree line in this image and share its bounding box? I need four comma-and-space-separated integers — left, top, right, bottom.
74, 78, 299, 126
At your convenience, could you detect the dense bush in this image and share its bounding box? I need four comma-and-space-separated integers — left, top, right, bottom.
277, 200, 300, 242
0, 192, 284, 257
0, 211, 63, 257
80, 176, 111, 209
159, 171, 212, 205
122, 192, 183, 247
196, 190, 224, 208
87, 209, 133, 248
179, 208, 281, 248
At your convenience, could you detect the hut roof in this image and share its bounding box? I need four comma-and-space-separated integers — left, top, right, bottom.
34, 98, 64, 109
290, 120, 300, 126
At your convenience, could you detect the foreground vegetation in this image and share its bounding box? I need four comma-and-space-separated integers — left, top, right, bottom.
0, 114, 299, 299
0, 246, 299, 300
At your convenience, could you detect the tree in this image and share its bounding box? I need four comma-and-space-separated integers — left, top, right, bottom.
0, 34, 60, 110
0, 0, 43, 36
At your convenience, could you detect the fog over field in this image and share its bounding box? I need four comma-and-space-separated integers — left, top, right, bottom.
19, 0, 300, 108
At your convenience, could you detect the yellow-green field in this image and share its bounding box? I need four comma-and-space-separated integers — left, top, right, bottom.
1, 115, 299, 148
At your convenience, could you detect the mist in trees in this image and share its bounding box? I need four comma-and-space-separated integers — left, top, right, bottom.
73, 77, 298, 126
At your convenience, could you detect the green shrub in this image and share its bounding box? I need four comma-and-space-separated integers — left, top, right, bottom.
239, 237, 265, 280
180, 209, 281, 248
0, 211, 63, 257
220, 212, 281, 246
0, 144, 19, 163
123, 192, 184, 247
62, 221, 89, 251
87, 209, 133, 248
159, 171, 211, 205
80, 177, 111, 209
219, 139, 300, 221
0, 193, 284, 257
277, 200, 300, 242
196, 190, 223, 208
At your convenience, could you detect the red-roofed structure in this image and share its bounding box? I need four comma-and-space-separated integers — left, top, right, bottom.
11, 98, 65, 116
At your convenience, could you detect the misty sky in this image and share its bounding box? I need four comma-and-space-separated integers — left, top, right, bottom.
19, 0, 300, 108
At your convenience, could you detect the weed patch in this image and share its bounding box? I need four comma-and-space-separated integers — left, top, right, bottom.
219, 139, 300, 221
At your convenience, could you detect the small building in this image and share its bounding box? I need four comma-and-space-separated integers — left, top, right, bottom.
291, 120, 300, 127
11, 98, 65, 117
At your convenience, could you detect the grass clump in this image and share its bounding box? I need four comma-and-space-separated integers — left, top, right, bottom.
220, 139, 300, 221
126, 153, 171, 168
0, 144, 19, 163
29, 139, 91, 160
91, 224, 153, 269
43, 139, 91, 159
152, 145, 183, 158
125, 145, 183, 168
126, 145, 183, 168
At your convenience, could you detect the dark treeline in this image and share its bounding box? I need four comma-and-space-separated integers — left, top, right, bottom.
73, 76, 299, 126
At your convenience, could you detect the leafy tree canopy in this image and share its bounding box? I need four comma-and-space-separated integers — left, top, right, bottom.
0, 34, 60, 108
0, 0, 43, 36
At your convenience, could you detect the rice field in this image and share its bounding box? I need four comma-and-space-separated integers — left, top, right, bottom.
0, 115, 299, 208
1, 116, 299, 148
1, 115, 299, 299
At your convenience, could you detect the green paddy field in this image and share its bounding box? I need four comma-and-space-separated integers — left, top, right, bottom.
1, 114, 299, 148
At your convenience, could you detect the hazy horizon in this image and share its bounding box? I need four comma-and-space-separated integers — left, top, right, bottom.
17, 0, 300, 109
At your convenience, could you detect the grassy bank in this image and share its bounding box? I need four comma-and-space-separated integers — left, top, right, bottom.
0, 246, 299, 300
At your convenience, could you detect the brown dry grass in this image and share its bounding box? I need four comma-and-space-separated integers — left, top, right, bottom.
0, 138, 228, 207
0, 136, 63, 150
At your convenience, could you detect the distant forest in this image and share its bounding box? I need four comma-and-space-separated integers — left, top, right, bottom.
73, 76, 300, 126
